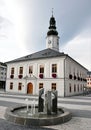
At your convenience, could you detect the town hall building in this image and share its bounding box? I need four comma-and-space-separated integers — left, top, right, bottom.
5, 14, 88, 97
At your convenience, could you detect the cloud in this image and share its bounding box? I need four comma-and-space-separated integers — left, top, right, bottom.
0, 16, 13, 39
15, 0, 91, 52
0, 0, 91, 71
59, 0, 91, 44
60, 34, 91, 70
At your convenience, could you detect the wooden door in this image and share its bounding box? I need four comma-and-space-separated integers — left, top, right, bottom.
27, 83, 33, 94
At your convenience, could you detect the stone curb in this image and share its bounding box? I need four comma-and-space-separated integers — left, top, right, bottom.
4, 105, 72, 126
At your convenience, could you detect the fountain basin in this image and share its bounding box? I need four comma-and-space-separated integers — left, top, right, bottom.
4, 105, 72, 126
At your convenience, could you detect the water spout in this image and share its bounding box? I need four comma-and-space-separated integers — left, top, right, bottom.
25, 98, 29, 112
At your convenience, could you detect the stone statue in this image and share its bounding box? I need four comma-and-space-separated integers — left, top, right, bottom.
38, 89, 58, 115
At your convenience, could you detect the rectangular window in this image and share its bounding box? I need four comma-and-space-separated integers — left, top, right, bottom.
69, 83, 71, 93
29, 66, 33, 74
81, 85, 82, 91
19, 67, 23, 74
10, 82, 13, 90
51, 83, 56, 90
11, 67, 14, 75
74, 84, 76, 92
18, 83, 22, 90
40, 65, 44, 73
52, 64, 57, 73
39, 83, 43, 89
78, 85, 79, 92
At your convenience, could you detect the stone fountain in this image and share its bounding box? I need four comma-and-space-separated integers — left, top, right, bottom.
4, 89, 71, 126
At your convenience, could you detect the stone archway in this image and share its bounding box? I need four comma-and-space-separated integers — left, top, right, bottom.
27, 82, 33, 94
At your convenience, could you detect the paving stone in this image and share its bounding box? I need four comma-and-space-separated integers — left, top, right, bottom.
0, 93, 91, 130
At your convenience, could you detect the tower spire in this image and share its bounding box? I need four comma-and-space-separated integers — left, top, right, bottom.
47, 11, 58, 35
52, 8, 53, 17
46, 12, 59, 51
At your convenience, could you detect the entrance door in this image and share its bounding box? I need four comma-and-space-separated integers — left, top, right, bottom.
27, 83, 33, 94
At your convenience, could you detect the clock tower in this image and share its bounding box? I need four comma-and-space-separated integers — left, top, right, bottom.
46, 13, 59, 51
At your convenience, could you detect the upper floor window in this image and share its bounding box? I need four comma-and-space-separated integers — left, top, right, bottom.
1, 72, 3, 75
52, 64, 57, 73
11, 67, 14, 75
19, 67, 23, 74
29, 66, 33, 74
39, 65, 44, 73
1, 68, 4, 71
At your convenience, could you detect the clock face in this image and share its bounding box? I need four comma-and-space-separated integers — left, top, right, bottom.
48, 40, 51, 44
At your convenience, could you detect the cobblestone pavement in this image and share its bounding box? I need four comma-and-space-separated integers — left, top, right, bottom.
0, 93, 91, 130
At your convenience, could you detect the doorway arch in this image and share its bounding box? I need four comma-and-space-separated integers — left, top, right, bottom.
27, 82, 33, 94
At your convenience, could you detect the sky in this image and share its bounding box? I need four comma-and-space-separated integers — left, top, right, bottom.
0, 0, 91, 70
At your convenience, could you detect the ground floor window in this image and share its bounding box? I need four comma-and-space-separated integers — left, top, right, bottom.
10, 82, 13, 90
78, 84, 79, 92
18, 83, 22, 90
51, 83, 56, 90
0, 81, 5, 89
39, 83, 43, 89
80, 85, 82, 91
74, 84, 76, 92
69, 83, 71, 93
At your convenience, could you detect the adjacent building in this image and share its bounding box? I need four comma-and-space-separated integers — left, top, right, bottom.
86, 71, 91, 89
5, 14, 88, 97
0, 62, 7, 90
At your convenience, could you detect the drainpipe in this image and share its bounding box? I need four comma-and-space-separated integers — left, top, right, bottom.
64, 56, 67, 97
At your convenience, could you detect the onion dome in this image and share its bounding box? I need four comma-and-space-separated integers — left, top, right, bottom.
47, 15, 58, 36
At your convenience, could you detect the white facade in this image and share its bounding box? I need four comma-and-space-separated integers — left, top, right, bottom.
0, 62, 7, 90
5, 14, 87, 97
6, 56, 87, 97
